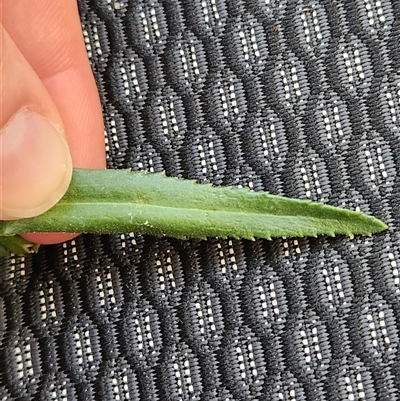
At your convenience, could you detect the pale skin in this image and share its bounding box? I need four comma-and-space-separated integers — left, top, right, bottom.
0, 0, 106, 244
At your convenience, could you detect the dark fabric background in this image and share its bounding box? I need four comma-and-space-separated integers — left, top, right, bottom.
1, 0, 400, 400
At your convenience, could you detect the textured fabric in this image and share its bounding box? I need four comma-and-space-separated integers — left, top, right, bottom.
1, 0, 400, 399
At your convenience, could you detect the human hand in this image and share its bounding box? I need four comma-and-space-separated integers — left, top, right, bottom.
0, 0, 106, 244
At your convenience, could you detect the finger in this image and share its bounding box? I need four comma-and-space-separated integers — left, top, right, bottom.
0, 26, 73, 220
2, 0, 106, 244
1, 0, 106, 169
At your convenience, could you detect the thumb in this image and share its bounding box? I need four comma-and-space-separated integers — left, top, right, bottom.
0, 26, 72, 220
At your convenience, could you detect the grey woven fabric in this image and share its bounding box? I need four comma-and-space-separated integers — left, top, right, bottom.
1, 0, 400, 400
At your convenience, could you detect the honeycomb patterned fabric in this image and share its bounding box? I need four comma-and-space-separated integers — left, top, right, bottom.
1, 0, 400, 400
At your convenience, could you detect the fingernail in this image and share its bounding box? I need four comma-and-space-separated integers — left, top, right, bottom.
0, 109, 72, 219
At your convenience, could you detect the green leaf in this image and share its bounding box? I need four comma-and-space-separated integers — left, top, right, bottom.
0, 235, 40, 257
0, 168, 387, 255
